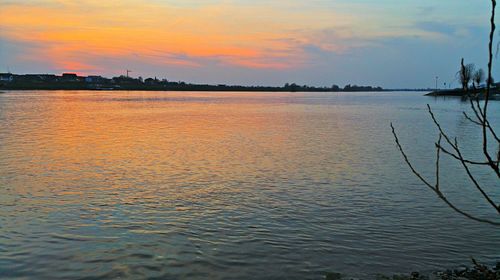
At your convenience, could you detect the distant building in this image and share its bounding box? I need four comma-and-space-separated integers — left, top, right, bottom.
38, 74, 57, 81
145, 77, 161, 85
112, 75, 141, 85
0, 73, 13, 82
85, 75, 105, 83
62, 73, 78, 81
22, 74, 43, 80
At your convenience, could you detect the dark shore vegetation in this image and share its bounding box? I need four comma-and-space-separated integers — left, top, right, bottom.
326, 260, 500, 280
427, 60, 498, 97
425, 86, 500, 97
0, 73, 385, 92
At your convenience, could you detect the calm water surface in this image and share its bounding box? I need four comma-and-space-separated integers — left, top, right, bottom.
0, 91, 499, 279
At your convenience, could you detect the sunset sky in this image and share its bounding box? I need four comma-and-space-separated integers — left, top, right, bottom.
0, 0, 498, 88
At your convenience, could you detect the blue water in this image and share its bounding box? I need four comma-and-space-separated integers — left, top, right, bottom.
0, 91, 498, 279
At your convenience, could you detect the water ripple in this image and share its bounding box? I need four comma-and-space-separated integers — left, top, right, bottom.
0, 91, 499, 279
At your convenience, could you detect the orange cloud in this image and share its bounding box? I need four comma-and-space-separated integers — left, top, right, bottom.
0, 0, 417, 74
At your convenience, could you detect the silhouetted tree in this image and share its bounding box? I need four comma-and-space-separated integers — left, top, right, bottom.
391, 0, 499, 226
459, 61, 475, 91
487, 76, 495, 85
473, 68, 485, 89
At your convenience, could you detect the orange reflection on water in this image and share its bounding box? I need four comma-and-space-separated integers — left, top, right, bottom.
2, 92, 307, 202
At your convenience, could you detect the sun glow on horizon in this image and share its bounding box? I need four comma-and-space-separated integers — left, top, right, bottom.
1, 1, 350, 74
0, 0, 495, 87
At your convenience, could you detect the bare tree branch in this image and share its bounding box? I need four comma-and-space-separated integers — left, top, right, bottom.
485, 119, 500, 143
391, 123, 500, 226
390, 123, 435, 190
436, 143, 490, 166
481, 0, 497, 175
466, 97, 500, 155
390, 0, 499, 226
463, 112, 483, 126
427, 105, 500, 213
435, 134, 442, 191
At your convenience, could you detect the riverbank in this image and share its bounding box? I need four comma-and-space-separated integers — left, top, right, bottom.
425, 87, 500, 97
0, 73, 384, 92
326, 260, 499, 280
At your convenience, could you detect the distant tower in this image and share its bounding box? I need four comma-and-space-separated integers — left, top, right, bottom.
126, 69, 132, 78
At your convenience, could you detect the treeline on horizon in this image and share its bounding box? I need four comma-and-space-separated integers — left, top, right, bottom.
0, 73, 390, 92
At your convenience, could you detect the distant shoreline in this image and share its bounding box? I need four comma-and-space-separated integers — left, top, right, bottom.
0, 83, 389, 92
0, 84, 432, 92
0, 72, 431, 93
0, 85, 429, 92
0, 86, 380, 92
426, 87, 500, 97
0, 87, 427, 92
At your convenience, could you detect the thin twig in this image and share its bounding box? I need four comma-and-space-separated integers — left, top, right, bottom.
467, 98, 500, 168
436, 143, 490, 166
390, 123, 434, 190
463, 112, 482, 126
485, 119, 500, 143
436, 134, 442, 191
